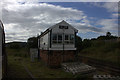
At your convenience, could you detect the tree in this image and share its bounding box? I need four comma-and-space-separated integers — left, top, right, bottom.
76, 36, 82, 52
97, 32, 117, 40
91, 38, 97, 41
82, 39, 91, 49
27, 37, 38, 48
9, 43, 20, 49
106, 32, 111, 37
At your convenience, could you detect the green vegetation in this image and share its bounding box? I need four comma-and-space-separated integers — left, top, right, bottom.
7, 48, 30, 78
27, 37, 38, 48
7, 48, 28, 57
7, 48, 92, 78
76, 35, 83, 52
6, 31, 119, 78
6, 42, 27, 49
7, 56, 30, 78
22, 58, 74, 78
6, 47, 107, 79
78, 32, 120, 64
79, 41, 120, 63
7, 55, 74, 78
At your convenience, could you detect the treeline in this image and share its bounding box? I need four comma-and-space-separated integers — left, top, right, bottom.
77, 32, 120, 63
6, 37, 38, 49
76, 32, 119, 52
6, 42, 27, 49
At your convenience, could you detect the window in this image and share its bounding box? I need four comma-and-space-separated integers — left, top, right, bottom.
65, 35, 69, 40
64, 34, 74, 44
59, 25, 64, 29
52, 34, 57, 43
52, 34, 74, 44
52, 34, 62, 44
59, 25, 68, 29
65, 35, 69, 44
58, 34, 62, 40
70, 35, 74, 44
58, 34, 62, 43
52, 34, 57, 40
70, 35, 74, 40
64, 26, 68, 29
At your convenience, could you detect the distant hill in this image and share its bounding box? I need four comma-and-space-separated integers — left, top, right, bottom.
6, 42, 27, 49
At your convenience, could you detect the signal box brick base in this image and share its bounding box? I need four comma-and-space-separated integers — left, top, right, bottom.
40, 50, 76, 67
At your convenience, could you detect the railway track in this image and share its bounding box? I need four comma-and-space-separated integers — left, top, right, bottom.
78, 56, 120, 76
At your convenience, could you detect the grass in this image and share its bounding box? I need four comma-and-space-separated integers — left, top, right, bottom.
79, 41, 120, 64
7, 48, 28, 57
7, 55, 74, 78
6, 48, 88, 78
22, 58, 74, 78
6, 47, 108, 79
7, 55, 95, 79
7, 56, 30, 78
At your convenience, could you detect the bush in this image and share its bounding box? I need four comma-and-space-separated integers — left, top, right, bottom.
82, 39, 91, 49
9, 44, 21, 49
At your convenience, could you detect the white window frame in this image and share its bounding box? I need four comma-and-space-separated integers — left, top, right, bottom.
52, 34, 63, 44
52, 34, 74, 44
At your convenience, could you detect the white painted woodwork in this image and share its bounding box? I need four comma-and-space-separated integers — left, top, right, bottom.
0, 25, 2, 56
40, 32, 49, 50
39, 21, 78, 50
0, 23, 2, 79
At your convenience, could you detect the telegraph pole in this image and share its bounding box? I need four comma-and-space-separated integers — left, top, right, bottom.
37, 34, 40, 61
63, 28, 64, 62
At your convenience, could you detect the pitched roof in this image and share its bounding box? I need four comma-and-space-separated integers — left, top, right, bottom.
38, 20, 78, 38
0, 20, 4, 30
48, 20, 78, 32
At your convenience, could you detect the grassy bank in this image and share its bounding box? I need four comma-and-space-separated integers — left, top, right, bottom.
79, 41, 120, 64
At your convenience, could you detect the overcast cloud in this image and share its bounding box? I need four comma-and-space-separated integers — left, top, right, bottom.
0, 1, 118, 42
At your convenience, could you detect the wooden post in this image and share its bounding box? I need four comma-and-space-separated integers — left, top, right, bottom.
62, 28, 65, 62
37, 36, 40, 61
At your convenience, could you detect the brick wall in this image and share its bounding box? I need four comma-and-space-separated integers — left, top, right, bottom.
48, 51, 62, 67
40, 50, 48, 65
63, 50, 75, 62
40, 49, 76, 67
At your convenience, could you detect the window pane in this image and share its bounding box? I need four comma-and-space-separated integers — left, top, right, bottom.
70, 35, 74, 44
58, 34, 62, 40
52, 34, 57, 44
52, 34, 57, 40
65, 35, 69, 40
59, 25, 64, 29
65, 35, 69, 44
70, 35, 74, 40
64, 26, 68, 29
58, 34, 62, 43
59, 25, 68, 29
